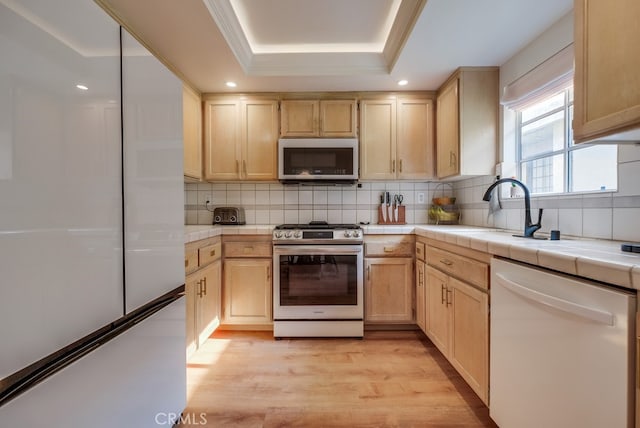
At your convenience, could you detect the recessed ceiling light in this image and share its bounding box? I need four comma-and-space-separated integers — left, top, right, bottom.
226, 81, 237, 88
76, 84, 89, 90
397, 80, 408, 86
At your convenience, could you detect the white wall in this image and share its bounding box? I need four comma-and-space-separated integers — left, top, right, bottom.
454, 10, 640, 242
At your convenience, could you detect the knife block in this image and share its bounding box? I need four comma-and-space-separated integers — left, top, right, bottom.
377, 205, 406, 224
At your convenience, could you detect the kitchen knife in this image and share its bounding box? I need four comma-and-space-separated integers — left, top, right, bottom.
394, 195, 399, 223
386, 192, 391, 223
380, 193, 386, 223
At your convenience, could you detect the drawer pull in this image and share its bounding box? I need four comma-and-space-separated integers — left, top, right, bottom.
210, 249, 216, 257
383, 247, 395, 253
243, 246, 254, 254
440, 259, 453, 266
185, 260, 189, 268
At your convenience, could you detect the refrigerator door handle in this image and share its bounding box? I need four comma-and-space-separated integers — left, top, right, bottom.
495, 272, 614, 326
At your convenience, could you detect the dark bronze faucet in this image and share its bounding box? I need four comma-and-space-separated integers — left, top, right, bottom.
482, 178, 544, 239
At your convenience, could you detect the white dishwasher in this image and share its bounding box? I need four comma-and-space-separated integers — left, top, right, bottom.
490, 258, 636, 428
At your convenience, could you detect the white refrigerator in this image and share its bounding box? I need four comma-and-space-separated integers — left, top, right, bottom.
0, 1, 186, 426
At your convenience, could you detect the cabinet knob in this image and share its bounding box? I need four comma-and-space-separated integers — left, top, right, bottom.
185, 260, 189, 268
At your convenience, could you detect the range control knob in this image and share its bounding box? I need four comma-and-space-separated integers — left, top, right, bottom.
285, 231, 293, 238
294, 231, 302, 238
352, 230, 361, 238
274, 231, 283, 239
343, 230, 352, 238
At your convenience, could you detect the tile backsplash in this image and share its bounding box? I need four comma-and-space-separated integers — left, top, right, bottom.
453, 145, 640, 241
184, 182, 447, 226
185, 145, 640, 242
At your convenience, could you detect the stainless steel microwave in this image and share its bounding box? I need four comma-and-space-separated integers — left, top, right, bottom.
278, 138, 359, 184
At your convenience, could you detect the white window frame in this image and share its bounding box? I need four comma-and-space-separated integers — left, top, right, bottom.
515, 86, 617, 195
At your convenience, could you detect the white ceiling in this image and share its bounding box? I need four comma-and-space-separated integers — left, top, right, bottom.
103, 0, 573, 93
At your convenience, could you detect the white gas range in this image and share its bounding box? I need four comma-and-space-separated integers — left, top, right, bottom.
272, 222, 364, 338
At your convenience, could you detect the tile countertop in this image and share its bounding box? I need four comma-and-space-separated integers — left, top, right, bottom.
184, 224, 640, 290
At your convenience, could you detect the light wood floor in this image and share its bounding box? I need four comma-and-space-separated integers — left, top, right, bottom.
181, 330, 497, 427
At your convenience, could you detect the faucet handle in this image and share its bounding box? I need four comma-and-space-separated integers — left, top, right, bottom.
536, 208, 544, 226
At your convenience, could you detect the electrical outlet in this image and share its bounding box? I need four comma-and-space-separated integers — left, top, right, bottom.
417, 192, 425, 204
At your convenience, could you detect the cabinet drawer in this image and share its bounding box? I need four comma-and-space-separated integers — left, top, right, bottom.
199, 242, 222, 266
415, 242, 426, 261
185, 248, 199, 274
224, 241, 272, 258
427, 246, 488, 290
365, 236, 414, 257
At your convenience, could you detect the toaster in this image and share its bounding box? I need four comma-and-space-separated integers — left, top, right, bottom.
212, 207, 246, 225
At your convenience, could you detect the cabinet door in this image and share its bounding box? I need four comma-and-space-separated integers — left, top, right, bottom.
204, 100, 241, 180
198, 260, 221, 345
185, 273, 199, 359
425, 266, 449, 355
360, 99, 396, 180
365, 258, 413, 323
397, 98, 435, 179
415, 260, 426, 333
223, 259, 272, 324
436, 79, 460, 178
574, 0, 640, 143
281, 100, 319, 137
449, 277, 489, 405
241, 99, 279, 181
320, 100, 357, 137
183, 85, 202, 180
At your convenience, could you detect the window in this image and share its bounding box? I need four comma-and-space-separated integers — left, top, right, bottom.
516, 87, 617, 194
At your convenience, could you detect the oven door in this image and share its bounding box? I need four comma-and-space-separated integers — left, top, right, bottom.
273, 245, 363, 320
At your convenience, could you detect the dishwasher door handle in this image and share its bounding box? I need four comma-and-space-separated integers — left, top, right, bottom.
495, 272, 615, 326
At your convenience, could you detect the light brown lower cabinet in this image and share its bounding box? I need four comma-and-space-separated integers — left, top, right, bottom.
415, 259, 426, 332
364, 257, 414, 323
185, 238, 222, 360
425, 264, 489, 405
222, 258, 272, 325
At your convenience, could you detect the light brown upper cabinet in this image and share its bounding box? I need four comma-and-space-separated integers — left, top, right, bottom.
280, 99, 357, 137
360, 96, 435, 180
183, 85, 202, 180
204, 97, 278, 181
573, 0, 640, 143
436, 67, 498, 179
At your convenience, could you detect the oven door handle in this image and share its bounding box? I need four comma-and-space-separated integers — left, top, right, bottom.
273, 245, 363, 256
